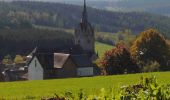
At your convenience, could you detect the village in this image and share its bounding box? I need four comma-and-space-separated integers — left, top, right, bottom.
0, 0, 98, 82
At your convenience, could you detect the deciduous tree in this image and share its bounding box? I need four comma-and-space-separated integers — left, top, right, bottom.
97, 42, 139, 75
130, 28, 170, 71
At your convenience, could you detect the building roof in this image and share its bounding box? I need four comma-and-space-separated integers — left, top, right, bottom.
29, 52, 92, 69
36, 53, 54, 69
54, 53, 70, 68
71, 54, 92, 68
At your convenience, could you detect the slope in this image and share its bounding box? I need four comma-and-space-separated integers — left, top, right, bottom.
0, 1, 170, 37
0, 72, 169, 99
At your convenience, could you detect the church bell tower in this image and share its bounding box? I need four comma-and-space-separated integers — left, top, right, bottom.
75, 0, 95, 54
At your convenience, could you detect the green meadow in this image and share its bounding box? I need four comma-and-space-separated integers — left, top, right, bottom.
0, 72, 169, 99
95, 42, 113, 57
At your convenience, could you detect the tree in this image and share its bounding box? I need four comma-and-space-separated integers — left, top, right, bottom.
14, 55, 24, 64
2, 54, 13, 65
130, 28, 170, 71
97, 42, 139, 75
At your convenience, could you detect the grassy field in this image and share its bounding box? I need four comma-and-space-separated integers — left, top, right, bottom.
0, 72, 169, 99
95, 42, 113, 57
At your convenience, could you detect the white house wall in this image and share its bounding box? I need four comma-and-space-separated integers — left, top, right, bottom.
28, 57, 44, 80
77, 67, 93, 76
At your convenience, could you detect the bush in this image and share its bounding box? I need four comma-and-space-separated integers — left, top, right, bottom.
119, 76, 170, 100
142, 61, 160, 72
44, 76, 170, 100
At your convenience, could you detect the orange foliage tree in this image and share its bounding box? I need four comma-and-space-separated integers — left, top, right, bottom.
97, 42, 139, 75
130, 28, 170, 71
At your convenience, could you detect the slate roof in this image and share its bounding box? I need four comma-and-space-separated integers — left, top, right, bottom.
71, 54, 92, 68
28, 46, 93, 69
29, 53, 92, 69
36, 53, 54, 69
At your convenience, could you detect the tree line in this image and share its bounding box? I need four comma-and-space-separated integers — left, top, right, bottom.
97, 28, 170, 75
0, 1, 170, 38
0, 28, 74, 59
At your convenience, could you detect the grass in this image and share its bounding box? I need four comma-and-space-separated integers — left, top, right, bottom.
95, 42, 113, 57
0, 72, 169, 99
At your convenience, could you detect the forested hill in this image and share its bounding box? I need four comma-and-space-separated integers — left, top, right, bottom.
42, 0, 170, 16
1, 1, 170, 38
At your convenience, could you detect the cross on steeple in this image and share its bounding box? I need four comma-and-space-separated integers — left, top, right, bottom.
82, 0, 88, 26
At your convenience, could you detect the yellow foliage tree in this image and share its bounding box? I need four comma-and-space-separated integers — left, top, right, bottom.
2, 55, 13, 65
14, 55, 24, 64
130, 28, 170, 70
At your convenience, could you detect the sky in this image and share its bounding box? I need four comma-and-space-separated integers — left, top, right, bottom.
31, 0, 120, 1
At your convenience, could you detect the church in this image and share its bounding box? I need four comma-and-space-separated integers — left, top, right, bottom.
27, 0, 97, 80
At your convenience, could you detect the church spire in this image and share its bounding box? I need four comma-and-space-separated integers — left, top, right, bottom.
82, 0, 88, 25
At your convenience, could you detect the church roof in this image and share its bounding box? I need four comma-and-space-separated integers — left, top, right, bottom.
36, 53, 54, 69
82, 0, 88, 25
54, 53, 70, 68
71, 54, 92, 68
29, 52, 92, 69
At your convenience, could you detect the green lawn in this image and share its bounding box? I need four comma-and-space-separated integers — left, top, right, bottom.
0, 72, 169, 99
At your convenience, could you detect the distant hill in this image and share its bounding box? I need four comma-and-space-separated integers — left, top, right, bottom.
1, 1, 170, 38
0, 1, 170, 58
39, 0, 170, 16
107, 0, 170, 16
0, 28, 74, 58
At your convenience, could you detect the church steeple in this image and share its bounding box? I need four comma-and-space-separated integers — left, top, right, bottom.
82, 0, 88, 25
75, 0, 95, 54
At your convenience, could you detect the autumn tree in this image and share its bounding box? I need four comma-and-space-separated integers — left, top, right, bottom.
130, 28, 170, 71
2, 54, 13, 65
14, 55, 24, 64
97, 42, 139, 75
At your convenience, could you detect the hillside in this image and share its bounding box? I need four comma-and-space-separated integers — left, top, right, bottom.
0, 27, 115, 58
95, 42, 113, 57
0, 1, 170, 58
47, 0, 170, 16
0, 1, 170, 38
0, 29, 74, 58
111, 0, 170, 16
0, 72, 169, 99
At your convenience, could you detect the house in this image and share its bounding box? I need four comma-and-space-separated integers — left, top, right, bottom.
0, 67, 27, 82
54, 53, 77, 78
28, 53, 93, 80
5, 69, 28, 81
0, 62, 28, 82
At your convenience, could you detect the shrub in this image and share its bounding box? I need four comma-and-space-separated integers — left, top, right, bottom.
142, 61, 160, 72
45, 76, 170, 100
118, 76, 170, 100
